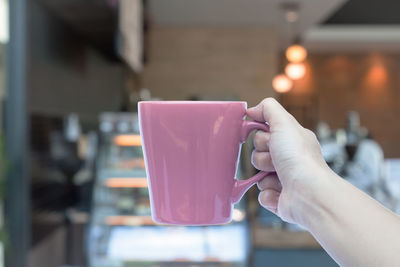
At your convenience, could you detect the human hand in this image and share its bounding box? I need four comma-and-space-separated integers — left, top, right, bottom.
248, 98, 400, 267
247, 98, 330, 226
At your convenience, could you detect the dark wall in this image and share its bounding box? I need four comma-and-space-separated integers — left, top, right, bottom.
282, 53, 400, 158
28, 0, 124, 125
26, 2, 125, 264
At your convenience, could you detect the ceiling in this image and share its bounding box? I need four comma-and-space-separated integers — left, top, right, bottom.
41, 0, 400, 56
305, 0, 400, 51
148, 0, 346, 48
324, 0, 400, 24
149, 0, 400, 51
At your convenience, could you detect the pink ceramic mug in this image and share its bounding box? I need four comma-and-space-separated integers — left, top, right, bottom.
138, 101, 269, 225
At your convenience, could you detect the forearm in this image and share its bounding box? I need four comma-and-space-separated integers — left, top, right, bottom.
301, 167, 400, 267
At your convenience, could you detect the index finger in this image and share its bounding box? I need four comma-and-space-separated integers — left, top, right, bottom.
246, 98, 291, 126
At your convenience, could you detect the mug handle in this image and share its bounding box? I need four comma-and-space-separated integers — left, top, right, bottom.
231, 121, 270, 204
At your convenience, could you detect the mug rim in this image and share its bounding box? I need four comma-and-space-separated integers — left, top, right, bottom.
138, 100, 247, 105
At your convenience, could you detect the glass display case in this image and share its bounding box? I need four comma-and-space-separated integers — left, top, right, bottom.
87, 112, 250, 267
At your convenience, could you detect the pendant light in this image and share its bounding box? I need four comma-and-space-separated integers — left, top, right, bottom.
285, 62, 306, 80
272, 74, 293, 93
286, 44, 307, 63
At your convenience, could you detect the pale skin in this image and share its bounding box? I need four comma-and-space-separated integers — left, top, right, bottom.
247, 98, 400, 267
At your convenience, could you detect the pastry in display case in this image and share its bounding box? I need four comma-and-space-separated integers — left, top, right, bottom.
87, 112, 250, 267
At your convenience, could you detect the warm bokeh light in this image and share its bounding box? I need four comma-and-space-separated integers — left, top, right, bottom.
362, 55, 390, 106
105, 177, 148, 188
272, 74, 293, 93
113, 134, 142, 146
366, 62, 388, 87
105, 215, 155, 226
286, 44, 307, 63
285, 63, 306, 80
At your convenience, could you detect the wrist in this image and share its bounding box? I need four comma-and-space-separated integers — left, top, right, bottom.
290, 163, 339, 230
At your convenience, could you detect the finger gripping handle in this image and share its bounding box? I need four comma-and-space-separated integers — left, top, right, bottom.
232, 120, 270, 204
240, 121, 269, 143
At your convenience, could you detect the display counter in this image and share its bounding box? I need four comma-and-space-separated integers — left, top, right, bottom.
87, 113, 250, 267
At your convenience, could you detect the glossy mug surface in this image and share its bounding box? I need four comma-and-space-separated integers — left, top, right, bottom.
139, 101, 268, 225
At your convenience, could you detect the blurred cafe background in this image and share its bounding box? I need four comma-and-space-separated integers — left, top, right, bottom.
1, 0, 400, 266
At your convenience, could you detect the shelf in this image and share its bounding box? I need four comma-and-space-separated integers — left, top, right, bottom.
105, 215, 155, 226
37, 0, 119, 61
113, 134, 142, 146
105, 177, 148, 188
252, 223, 320, 249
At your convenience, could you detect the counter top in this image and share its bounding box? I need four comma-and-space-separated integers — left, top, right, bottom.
252, 223, 320, 249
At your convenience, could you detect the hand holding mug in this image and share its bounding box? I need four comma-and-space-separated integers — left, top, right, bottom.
247, 98, 329, 226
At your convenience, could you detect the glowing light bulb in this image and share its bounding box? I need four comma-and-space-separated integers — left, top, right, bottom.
286, 44, 307, 63
285, 63, 306, 80
272, 74, 293, 93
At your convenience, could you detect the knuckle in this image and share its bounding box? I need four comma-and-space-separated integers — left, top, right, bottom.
304, 128, 318, 142
286, 112, 301, 126
261, 97, 278, 107
305, 129, 317, 138
288, 113, 297, 122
